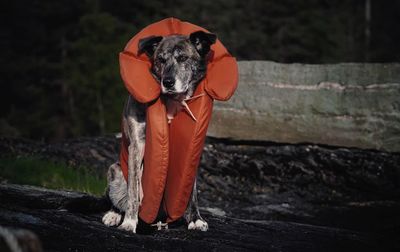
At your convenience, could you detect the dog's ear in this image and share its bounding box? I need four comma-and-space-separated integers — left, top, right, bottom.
189, 31, 217, 57
138, 36, 163, 58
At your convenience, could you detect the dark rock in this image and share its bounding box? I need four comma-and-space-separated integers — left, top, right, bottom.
0, 184, 396, 252
1, 136, 400, 251
0, 225, 43, 252
0, 136, 119, 175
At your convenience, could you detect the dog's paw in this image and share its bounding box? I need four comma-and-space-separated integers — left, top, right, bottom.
118, 217, 138, 233
188, 219, 208, 231
102, 211, 122, 227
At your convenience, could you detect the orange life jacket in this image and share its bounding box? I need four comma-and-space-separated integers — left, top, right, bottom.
119, 17, 238, 224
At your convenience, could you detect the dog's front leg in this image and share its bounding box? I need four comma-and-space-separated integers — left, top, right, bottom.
117, 97, 146, 233
184, 178, 208, 231
118, 141, 144, 233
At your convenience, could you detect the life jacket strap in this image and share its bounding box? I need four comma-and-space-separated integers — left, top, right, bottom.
181, 93, 206, 122
150, 221, 169, 230
167, 92, 205, 124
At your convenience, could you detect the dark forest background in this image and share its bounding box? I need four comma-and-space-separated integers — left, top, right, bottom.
1, 0, 399, 142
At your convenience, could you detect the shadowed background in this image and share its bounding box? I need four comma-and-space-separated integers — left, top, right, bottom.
1, 0, 400, 141
1, 1, 400, 251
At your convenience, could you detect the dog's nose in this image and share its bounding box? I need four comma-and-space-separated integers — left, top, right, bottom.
162, 78, 174, 89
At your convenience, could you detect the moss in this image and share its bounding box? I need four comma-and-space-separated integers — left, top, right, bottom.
0, 157, 106, 196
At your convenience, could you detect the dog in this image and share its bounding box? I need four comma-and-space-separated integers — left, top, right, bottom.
102, 30, 217, 233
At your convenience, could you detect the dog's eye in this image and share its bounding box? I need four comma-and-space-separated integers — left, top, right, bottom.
176, 55, 188, 62
157, 56, 166, 63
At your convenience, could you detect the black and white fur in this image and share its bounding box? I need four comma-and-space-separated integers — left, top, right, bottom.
102, 31, 217, 233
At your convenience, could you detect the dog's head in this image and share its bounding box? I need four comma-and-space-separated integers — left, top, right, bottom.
138, 31, 217, 96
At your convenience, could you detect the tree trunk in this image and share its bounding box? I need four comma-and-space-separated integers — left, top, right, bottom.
365, 0, 371, 61
96, 91, 105, 135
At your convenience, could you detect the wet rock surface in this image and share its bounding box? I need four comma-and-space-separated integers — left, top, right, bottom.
1, 136, 400, 251
0, 184, 395, 252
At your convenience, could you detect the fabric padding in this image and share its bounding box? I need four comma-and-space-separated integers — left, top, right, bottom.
119, 17, 238, 224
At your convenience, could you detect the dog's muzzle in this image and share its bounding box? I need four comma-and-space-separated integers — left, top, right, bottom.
161, 78, 187, 94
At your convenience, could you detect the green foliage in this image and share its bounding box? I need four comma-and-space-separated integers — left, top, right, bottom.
0, 157, 107, 196
62, 12, 134, 136
1, 0, 399, 140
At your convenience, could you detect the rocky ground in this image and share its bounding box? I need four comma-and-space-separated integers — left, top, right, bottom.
1, 136, 400, 251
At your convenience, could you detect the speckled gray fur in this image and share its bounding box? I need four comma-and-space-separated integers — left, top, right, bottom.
103, 31, 216, 233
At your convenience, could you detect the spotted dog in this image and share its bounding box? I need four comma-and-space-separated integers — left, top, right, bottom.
102, 31, 216, 233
